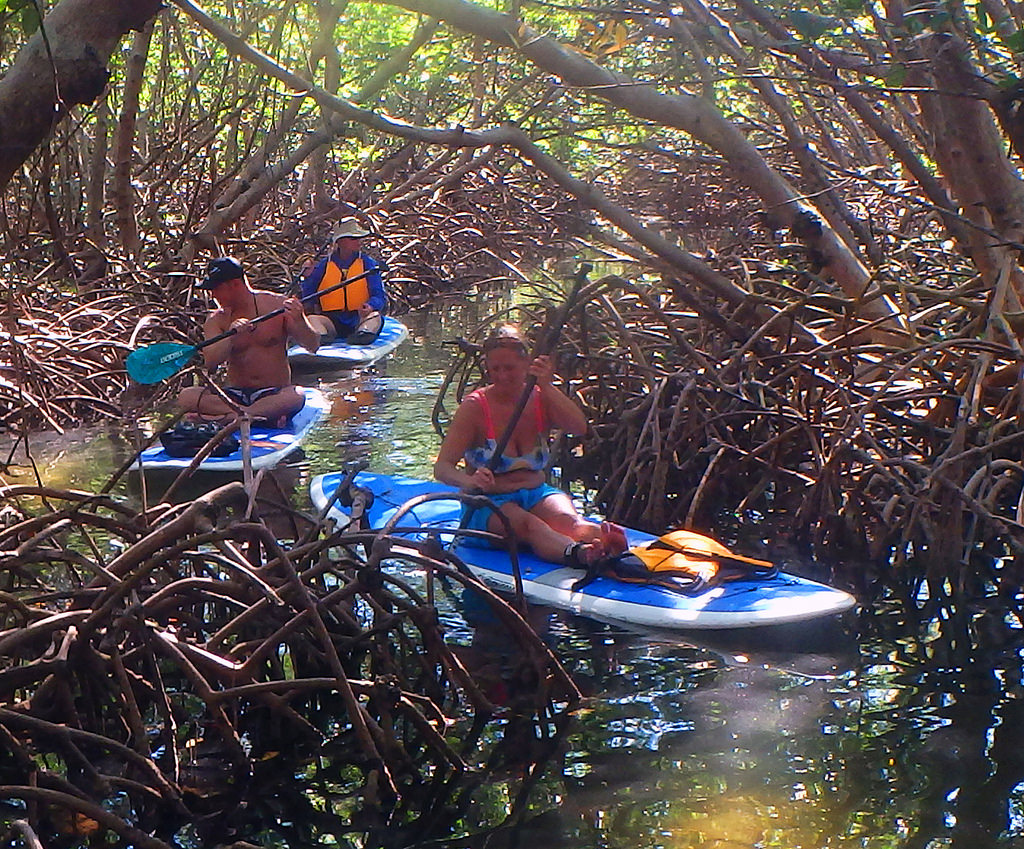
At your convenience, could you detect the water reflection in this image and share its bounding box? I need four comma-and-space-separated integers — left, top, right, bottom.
530, 628, 852, 848
302, 367, 444, 485
7, 304, 1024, 847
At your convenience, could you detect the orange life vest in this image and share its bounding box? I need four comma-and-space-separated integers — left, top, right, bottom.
572, 530, 777, 596
318, 255, 370, 313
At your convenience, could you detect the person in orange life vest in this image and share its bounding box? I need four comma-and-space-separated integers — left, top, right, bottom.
433, 323, 628, 567
299, 217, 386, 345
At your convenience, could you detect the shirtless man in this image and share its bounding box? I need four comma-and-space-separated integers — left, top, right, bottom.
177, 257, 321, 425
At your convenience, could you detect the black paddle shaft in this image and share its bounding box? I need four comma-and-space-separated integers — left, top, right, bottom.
484, 262, 592, 471
195, 262, 386, 354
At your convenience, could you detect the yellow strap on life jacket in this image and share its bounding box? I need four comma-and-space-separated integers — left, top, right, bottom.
318, 255, 370, 313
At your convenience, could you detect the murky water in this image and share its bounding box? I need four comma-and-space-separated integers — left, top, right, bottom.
4, 303, 1024, 847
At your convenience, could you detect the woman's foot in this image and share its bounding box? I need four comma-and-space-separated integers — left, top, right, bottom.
563, 540, 606, 568
563, 524, 627, 569
600, 522, 628, 556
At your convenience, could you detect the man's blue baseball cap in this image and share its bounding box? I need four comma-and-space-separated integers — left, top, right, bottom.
198, 257, 244, 289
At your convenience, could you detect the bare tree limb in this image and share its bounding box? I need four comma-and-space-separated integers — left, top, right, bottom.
0, 0, 163, 188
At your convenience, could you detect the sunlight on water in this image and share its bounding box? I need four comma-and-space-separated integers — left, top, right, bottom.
3, 302, 1023, 848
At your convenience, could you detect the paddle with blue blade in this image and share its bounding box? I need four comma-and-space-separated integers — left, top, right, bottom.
126, 262, 385, 384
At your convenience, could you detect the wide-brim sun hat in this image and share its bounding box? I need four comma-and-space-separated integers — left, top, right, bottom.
332, 217, 372, 240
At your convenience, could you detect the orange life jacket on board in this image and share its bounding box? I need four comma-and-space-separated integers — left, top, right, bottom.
571, 530, 777, 596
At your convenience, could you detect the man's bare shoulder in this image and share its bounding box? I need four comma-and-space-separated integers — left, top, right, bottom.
253, 288, 288, 308
205, 307, 232, 331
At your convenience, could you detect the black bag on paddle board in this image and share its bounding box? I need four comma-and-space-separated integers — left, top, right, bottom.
159, 421, 240, 458
572, 529, 777, 596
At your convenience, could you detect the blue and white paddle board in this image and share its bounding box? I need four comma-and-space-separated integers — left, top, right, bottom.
288, 317, 408, 369
137, 387, 328, 472
309, 472, 857, 631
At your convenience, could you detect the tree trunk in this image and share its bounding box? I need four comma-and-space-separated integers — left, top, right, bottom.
307, 1, 346, 212
0, 0, 163, 190
113, 19, 156, 256
912, 31, 1024, 313
86, 92, 109, 247
77, 89, 111, 287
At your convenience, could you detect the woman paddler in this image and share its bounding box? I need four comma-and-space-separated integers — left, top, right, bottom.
434, 323, 627, 566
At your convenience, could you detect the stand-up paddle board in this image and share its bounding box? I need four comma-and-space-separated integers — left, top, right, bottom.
288, 317, 408, 369
137, 387, 328, 472
310, 472, 857, 631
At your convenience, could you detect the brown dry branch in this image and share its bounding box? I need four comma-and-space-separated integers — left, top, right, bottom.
432, 259, 1024, 629
0, 479, 580, 844
3, 109, 1024, 638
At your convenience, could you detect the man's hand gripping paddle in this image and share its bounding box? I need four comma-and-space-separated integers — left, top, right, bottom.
126, 263, 385, 384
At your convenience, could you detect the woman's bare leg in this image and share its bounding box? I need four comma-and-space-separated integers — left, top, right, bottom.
484, 496, 625, 565
487, 502, 601, 564
532, 493, 627, 555
530, 492, 600, 542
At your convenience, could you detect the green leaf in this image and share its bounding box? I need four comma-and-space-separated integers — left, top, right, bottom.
0, 0, 8, 13
1003, 29, 1024, 54
19, 2, 40, 34
996, 70, 1022, 91
976, 3, 990, 31
902, 7, 929, 34
787, 9, 837, 41
885, 63, 907, 88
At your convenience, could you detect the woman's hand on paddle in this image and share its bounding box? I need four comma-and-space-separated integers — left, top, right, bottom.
529, 354, 555, 387
465, 466, 495, 493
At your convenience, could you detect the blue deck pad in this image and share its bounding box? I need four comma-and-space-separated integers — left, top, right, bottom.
137, 387, 329, 472
309, 472, 858, 631
287, 317, 409, 369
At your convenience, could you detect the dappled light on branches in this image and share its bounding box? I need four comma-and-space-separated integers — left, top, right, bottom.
0, 480, 579, 845
1, 0, 1024, 757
